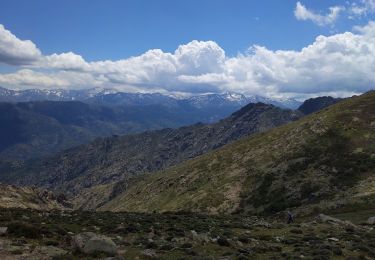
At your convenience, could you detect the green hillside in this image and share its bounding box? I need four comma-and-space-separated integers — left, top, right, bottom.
101, 91, 375, 215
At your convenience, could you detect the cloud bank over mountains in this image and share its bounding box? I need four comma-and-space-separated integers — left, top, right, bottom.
0, 21, 375, 99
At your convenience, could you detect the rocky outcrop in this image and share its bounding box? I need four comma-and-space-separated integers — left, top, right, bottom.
0, 183, 69, 210
72, 232, 117, 256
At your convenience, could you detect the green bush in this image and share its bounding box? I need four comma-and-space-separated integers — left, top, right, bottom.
7, 221, 43, 239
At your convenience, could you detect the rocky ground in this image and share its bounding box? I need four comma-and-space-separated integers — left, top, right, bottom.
0, 208, 374, 259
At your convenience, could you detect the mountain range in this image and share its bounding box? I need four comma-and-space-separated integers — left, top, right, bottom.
0, 100, 223, 160
0, 86, 355, 212
0, 86, 303, 161
0, 86, 301, 109
0, 102, 302, 209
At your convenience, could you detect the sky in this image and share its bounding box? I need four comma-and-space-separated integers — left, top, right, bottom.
0, 0, 375, 99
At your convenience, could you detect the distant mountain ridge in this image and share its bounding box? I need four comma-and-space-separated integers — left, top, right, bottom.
0, 87, 302, 161
0, 99, 260, 160
0, 86, 302, 109
0, 86, 116, 102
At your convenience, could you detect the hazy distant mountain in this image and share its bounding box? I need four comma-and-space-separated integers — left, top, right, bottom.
0, 86, 301, 110
0, 100, 252, 160
0, 86, 116, 102
0, 86, 302, 161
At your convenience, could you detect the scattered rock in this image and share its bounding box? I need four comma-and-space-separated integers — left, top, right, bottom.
72, 232, 117, 256
189, 230, 210, 243
317, 214, 359, 229
254, 220, 271, 228
327, 237, 339, 242
141, 249, 157, 258
36, 246, 68, 257
0, 227, 7, 236
367, 217, 375, 225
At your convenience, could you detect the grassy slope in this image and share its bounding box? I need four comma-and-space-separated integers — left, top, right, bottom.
101, 92, 375, 215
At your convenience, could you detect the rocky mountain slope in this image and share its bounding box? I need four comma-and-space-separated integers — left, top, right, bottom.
0, 184, 68, 210
101, 91, 375, 215
298, 96, 341, 115
0, 103, 302, 209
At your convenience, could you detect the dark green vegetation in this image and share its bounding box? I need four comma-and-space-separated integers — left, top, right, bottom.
0, 103, 301, 210
101, 91, 375, 215
0, 208, 374, 259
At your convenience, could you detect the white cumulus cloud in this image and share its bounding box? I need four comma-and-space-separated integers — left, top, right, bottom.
350, 0, 375, 16
294, 2, 344, 26
0, 24, 42, 65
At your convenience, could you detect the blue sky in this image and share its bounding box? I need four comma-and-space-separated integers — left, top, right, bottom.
0, 0, 361, 60
0, 0, 375, 99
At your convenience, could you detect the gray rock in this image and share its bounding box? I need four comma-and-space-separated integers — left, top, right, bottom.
142, 249, 157, 258
0, 227, 7, 236
367, 216, 375, 225
317, 214, 341, 223
36, 246, 68, 257
189, 230, 210, 243
317, 214, 358, 229
72, 232, 117, 256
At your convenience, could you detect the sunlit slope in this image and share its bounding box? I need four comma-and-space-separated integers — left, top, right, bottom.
101, 92, 375, 215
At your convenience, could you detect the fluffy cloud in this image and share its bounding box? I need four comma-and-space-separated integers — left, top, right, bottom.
43, 52, 89, 71
350, 0, 375, 16
0, 24, 42, 65
0, 69, 69, 88
1, 23, 375, 98
294, 2, 344, 26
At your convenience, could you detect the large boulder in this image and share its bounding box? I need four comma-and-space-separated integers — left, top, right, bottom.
317, 214, 341, 223
367, 217, 375, 225
0, 227, 7, 236
317, 214, 364, 230
72, 232, 117, 256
